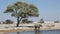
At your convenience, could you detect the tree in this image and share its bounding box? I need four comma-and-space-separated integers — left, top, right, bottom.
21, 19, 33, 23
5, 19, 13, 24
54, 20, 59, 23
4, 2, 38, 27
38, 18, 44, 23
0, 22, 1, 24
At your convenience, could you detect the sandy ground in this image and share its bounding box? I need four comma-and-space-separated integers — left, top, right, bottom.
0, 24, 60, 34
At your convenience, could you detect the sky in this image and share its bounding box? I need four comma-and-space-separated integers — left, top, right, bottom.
0, 0, 60, 22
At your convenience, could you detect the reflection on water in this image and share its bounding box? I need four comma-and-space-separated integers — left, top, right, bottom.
8, 30, 60, 34
34, 28, 41, 34
16, 29, 40, 34
17, 32, 20, 34
35, 30, 40, 34
16, 26, 40, 34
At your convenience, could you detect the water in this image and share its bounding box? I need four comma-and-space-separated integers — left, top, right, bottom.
8, 30, 60, 34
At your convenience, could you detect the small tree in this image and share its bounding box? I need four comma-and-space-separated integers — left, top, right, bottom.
38, 18, 44, 23
5, 19, 13, 24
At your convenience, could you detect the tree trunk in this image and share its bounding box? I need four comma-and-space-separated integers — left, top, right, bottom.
16, 17, 19, 27
16, 17, 22, 27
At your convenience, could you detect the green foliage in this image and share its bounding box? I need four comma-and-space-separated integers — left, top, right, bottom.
21, 19, 33, 23
4, 2, 38, 17
38, 18, 44, 23
54, 20, 59, 23
5, 19, 13, 24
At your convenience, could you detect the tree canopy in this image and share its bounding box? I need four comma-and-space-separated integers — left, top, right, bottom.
4, 2, 38, 17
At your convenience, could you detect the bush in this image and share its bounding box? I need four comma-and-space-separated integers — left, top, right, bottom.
38, 18, 44, 23
5, 19, 13, 24
21, 19, 33, 24
54, 21, 59, 23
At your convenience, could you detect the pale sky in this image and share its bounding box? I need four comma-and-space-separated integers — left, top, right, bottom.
0, 0, 60, 22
